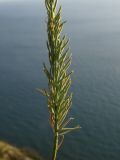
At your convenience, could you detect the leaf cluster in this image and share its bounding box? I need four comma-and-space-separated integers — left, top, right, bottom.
38, 0, 80, 148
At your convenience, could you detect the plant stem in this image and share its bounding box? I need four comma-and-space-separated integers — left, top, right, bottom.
52, 109, 59, 160
52, 132, 58, 160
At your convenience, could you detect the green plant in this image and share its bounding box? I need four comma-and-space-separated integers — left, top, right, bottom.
38, 0, 80, 159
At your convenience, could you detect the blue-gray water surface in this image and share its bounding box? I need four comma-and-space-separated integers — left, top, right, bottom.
0, 0, 120, 159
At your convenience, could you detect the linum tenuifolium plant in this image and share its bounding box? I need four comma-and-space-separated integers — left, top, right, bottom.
37, 0, 80, 160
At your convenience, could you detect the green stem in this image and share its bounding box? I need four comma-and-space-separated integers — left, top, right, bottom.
52, 132, 59, 160
52, 108, 59, 160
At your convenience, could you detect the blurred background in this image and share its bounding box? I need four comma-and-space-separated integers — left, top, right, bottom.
0, 0, 120, 159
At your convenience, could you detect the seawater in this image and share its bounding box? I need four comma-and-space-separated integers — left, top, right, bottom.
0, 0, 120, 160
